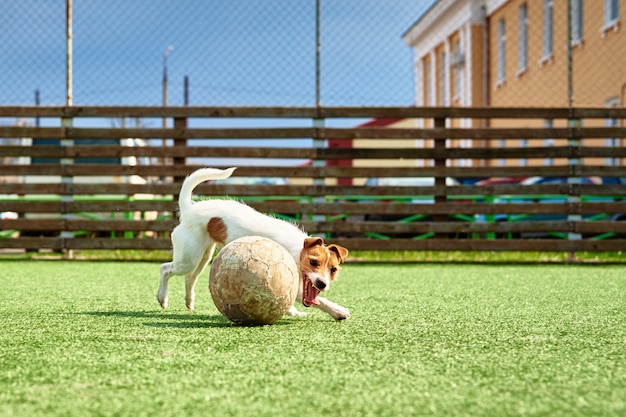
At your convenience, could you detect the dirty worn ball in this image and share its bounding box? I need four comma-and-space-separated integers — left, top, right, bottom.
209, 236, 299, 326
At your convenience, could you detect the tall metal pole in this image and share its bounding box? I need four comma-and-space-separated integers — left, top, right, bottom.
162, 45, 173, 130
315, 0, 321, 108
566, 0, 573, 108
35, 89, 40, 127
161, 45, 173, 165
62, 0, 74, 255
566, 0, 581, 260
184, 75, 189, 106
312, 0, 326, 233
66, 0, 73, 106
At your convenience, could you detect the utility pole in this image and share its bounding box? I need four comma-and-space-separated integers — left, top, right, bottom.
162, 45, 173, 131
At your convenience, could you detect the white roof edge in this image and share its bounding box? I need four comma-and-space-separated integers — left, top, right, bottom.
402, 0, 488, 47
485, 0, 509, 15
402, 0, 452, 46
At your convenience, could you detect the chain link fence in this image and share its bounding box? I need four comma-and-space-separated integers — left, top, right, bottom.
2, 0, 420, 107
2, 1, 624, 108
402, 0, 625, 109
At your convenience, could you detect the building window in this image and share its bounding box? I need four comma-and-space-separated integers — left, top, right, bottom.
571, 0, 583, 45
543, 119, 554, 166
605, 118, 620, 166
497, 139, 505, 167
519, 139, 528, 167
541, 0, 553, 63
518, 3, 528, 74
605, 98, 620, 166
497, 18, 506, 85
605, 0, 620, 24
602, 0, 620, 34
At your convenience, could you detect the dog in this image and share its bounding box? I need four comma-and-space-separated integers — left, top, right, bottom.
157, 167, 350, 321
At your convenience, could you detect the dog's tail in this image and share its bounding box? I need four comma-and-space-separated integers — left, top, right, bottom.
178, 167, 236, 213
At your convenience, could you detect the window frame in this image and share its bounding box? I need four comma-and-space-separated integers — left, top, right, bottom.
497, 18, 506, 86
571, 0, 583, 46
601, 0, 620, 35
518, 3, 528, 75
540, 0, 554, 64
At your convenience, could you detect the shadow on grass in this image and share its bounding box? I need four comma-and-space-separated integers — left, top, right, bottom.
82, 310, 233, 328
81, 310, 297, 328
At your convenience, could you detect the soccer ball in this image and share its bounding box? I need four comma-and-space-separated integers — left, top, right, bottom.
209, 236, 299, 325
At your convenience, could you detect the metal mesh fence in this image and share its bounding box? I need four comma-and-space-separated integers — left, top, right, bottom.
2, 0, 420, 107
2, 1, 625, 108
402, 0, 625, 109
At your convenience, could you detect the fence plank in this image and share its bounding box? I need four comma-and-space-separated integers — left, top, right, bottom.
3, 235, 624, 252
0, 219, 176, 232
3, 125, 626, 140
339, 239, 626, 252
4, 164, 626, 179
4, 144, 626, 161
2, 106, 626, 119
0, 237, 171, 250
4, 181, 622, 197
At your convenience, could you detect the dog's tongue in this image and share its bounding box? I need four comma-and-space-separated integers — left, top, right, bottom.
302, 278, 320, 307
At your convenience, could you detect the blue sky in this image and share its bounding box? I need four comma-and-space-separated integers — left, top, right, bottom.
2, 1, 439, 167
2, 0, 436, 108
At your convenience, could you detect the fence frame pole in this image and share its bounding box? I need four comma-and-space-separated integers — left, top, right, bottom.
434, 116, 447, 239
61, 0, 74, 257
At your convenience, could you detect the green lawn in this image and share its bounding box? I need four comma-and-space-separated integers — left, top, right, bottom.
0, 260, 624, 417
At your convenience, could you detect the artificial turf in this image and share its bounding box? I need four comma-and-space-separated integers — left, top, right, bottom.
0, 260, 624, 416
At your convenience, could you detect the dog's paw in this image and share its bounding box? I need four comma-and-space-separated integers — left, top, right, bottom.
185, 294, 195, 310
286, 306, 307, 317
331, 307, 350, 321
157, 294, 168, 310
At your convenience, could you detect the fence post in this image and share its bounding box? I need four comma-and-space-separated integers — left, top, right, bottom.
311, 115, 326, 237
172, 117, 187, 215
567, 117, 582, 261
60, 116, 74, 256
433, 116, 447, 238
61, 0, 74, 257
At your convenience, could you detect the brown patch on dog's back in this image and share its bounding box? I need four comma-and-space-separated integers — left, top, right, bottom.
207, 217, 228, 243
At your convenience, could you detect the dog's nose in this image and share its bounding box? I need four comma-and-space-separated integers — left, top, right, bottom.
315, 279, 327, 290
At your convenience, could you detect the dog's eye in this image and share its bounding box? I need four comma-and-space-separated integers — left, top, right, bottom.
309, 259, 319, 267
330, 267, 337, 274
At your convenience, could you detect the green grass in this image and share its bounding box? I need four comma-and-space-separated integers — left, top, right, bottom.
1, 261, 625, 417
4, 248, 626, 263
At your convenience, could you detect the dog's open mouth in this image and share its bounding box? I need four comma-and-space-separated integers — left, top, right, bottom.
302, 278, 321, 307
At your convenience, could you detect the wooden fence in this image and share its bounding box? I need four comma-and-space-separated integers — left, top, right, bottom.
1, 106, 625, 254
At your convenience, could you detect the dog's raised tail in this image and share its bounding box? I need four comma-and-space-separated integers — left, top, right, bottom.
178, 167, 236, 213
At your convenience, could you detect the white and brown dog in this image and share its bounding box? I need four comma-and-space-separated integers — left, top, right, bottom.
157, 167, 350, 320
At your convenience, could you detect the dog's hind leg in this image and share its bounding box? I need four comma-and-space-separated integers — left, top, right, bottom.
157, 261, 174, 309
184, 243, 216, 310
157, 227, 207, 309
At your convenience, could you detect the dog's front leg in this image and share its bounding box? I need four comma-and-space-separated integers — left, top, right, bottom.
286, 305, 307, 317
316, 297, 350, 321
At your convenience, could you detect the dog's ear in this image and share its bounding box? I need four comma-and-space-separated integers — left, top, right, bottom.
303, 237, 324, 249
328, 244, 349, 263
